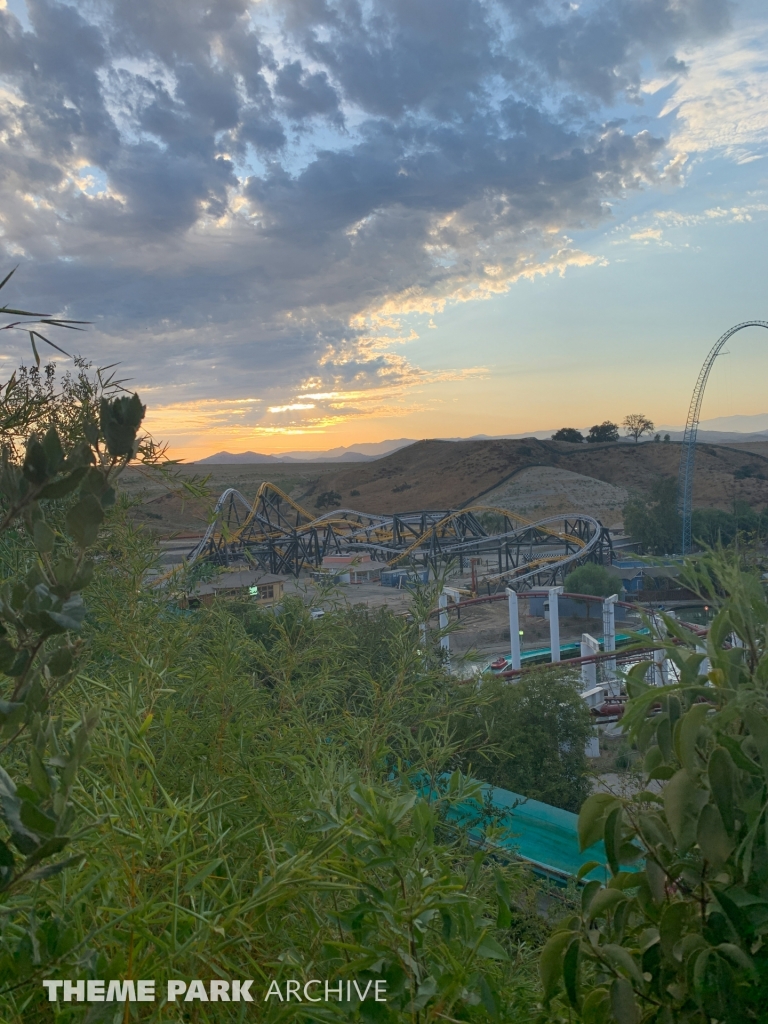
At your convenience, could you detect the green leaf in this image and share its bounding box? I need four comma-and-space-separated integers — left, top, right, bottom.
708, 746, 736, 832
645, 859, 666, 903
604, 806, 623, 875
581, 879, 601, 915
588, 887, 628, 923
65, 494, 104, 549
478, 976, 498, 1019
29, 748, 51, 800
32, 520, 55, 554
41, 427, 64, 473
719, 734, 761, 776
697, 803, 734, 868
660, 901, 690, 957
0, 699, 24, 726
47, 647, 73, 677
25, 855, 81, 881
601, 945, 644, 986
45, 595, 85, 632
37, 466, 88, 500
19, 801, 56, 836
663, 769, 709, 852
643, 745, 663, 774
183, 860, 222, 893
743, 707, 768, 780
676, 703, 711, 773
563, 936, 580, 1009
581, 987, 611, 1024
475, 934, 508, 960
578, 793, 619, 851
0, 639, 17, 673
715, 942, 755, 975
539, 930, 577, 1001
100, 393, 146, 457
25, 834, 70, 867
577, 859, 601, 881
610, 978, 639, 1024
657, 715, 672, 762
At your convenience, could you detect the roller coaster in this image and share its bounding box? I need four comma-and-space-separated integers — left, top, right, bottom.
184, 482, 612, 590
677, 320, 768, 553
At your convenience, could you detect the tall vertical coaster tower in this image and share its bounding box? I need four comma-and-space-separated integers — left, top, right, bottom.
677, 321, 768, 554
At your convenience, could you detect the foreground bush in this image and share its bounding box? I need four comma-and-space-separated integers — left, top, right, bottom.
0, 377, 549, 1022
543, 553, 768, 1023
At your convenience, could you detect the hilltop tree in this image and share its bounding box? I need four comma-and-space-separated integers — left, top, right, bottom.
552, 427, 584, 443
623, 412, 655, 442
586, 421, 619, 443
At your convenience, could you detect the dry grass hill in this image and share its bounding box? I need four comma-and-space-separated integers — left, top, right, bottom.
122, 438, 768, 537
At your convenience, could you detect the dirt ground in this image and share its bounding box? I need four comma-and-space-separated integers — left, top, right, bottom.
481, 465, 628, 530
447, 601, 611, 662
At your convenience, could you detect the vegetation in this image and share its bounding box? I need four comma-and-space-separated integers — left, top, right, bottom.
453, 671, 593, 813
3, 278, 764, 1023
564, 564, 618, 619
623, 479, 680, 555
544, 552, 768, 1023
552, 428, 584, 444
622, 415, 655, 444
587, 422, 619, 444
564, 564, 617, 599
0, 353, 571, 1021
314, 489, 343, 509
623, 477, 768, 554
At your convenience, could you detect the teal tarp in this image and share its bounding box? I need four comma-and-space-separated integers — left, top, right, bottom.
436, 782, 613, 883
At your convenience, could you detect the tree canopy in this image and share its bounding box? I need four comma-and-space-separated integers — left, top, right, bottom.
552, 427, 585, 443
586, 421, 619, 443
623, 477, 681, 554
622, 412, 654, 442
564, 562, 617, 597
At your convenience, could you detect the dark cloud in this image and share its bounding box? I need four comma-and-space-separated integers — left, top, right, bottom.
0, 0, 732, 413
275, 61, 342, 123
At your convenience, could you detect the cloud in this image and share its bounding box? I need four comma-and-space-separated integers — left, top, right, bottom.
0, 0, 739, 446
659, 19, 768, 162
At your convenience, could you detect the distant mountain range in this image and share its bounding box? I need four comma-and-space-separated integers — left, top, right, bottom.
193, 414, 768, 463
194, 439, 415, 464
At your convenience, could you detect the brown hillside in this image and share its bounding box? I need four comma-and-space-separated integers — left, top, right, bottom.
305, 438, 768, 514
124, 438, 768, 535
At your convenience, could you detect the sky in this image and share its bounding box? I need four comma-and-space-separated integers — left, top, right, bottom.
0, 0, 767, 460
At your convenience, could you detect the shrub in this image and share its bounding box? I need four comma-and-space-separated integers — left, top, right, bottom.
543, 552, 768, 1023
452, 668, 593, 811
314, 489, 342, 509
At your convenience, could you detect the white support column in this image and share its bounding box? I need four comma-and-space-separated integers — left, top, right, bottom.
580, 633, 599, 691
506, 588, 521, 671
439, 592, 450, 668
548, 586, 564, 663
602, 594, 618, 695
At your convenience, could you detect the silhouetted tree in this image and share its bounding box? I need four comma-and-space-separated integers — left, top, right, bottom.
586, 421, 619, 443
622, 412, 654, 442
551, 427, 584, 443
